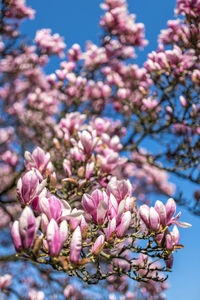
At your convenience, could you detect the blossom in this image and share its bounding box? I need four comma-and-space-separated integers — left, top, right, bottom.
11, 207, 39, 251
70, 226, 82, 263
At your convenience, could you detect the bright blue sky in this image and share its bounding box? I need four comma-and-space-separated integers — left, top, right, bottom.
22, 1, 200, 299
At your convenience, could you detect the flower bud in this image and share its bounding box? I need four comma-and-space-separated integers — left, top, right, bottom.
105, 217, 116, 241
19, 207, 38, 250
165, 198, 176, 223
85, 161, 94, 179
155, 200, 166, 226
11, 221, 22, 252
17, 170, 40, 205
70, 226, 82, 263
92, 235, 105, 255
149, 207, 160, 231
41, 213, 49, 233
165, 233, 173, 250
117, 211, 131, 238
59, 220, 68, 248
97, 199, 108, 224
78, 130, 98, 156
171, 225, 180, 245
39, 196, 62, 221
107, 177, 132, 204
139, 204, 150, 227
47, 219, 61, 257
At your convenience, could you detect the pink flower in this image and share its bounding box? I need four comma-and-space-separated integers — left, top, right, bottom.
78, 130, 99, 156
92, 235, 105, 255
68, 43, 82, 61
104, 217, 116, 241
117, 211, 131, 237
85, 161, 95, 179
39, 196, 62, 221
19, 207, 39, 250
35, 29, 66, 57
107, 177, 132, 204
39, 196, 83, 224
70, 226, 82, 263
0, 274, 12, 290
25, 147, 52, 176
17, 170, 46, 206
46, 219, 68, 257
165, 198, 191, 228
139, 204, 150, 228
11, 220, 22, 251
11, 207, 39, 251
154, 200, 166, 226
82, 189, 108, 224
63, 159, 72, 177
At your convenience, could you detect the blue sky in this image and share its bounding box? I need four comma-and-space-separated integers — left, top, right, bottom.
22, 1, 200, 299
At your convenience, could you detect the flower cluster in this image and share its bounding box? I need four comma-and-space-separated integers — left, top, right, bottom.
3, 0, 35, 20
35, 29, 66, 57
175, 0, 200, 18
100, 0, 148, 47
139, 198, 191, 259
10, 145, 191, 286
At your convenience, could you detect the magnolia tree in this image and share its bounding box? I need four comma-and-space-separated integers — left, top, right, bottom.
0, 0, 198, 299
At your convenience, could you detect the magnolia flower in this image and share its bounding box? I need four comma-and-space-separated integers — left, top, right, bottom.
25, 147, 52, 175
92, 235, 105, 255
117, 211, 131, 237
82, 189, 108, 224
107, 177, 132, 204
104, 217, 116, 241
70, 226, 82, 263
17, 169, 47, 206
78, 130, 99, 156
46, 219, 68, 257
39, 196, 83, 224
11, 207, 40, 251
